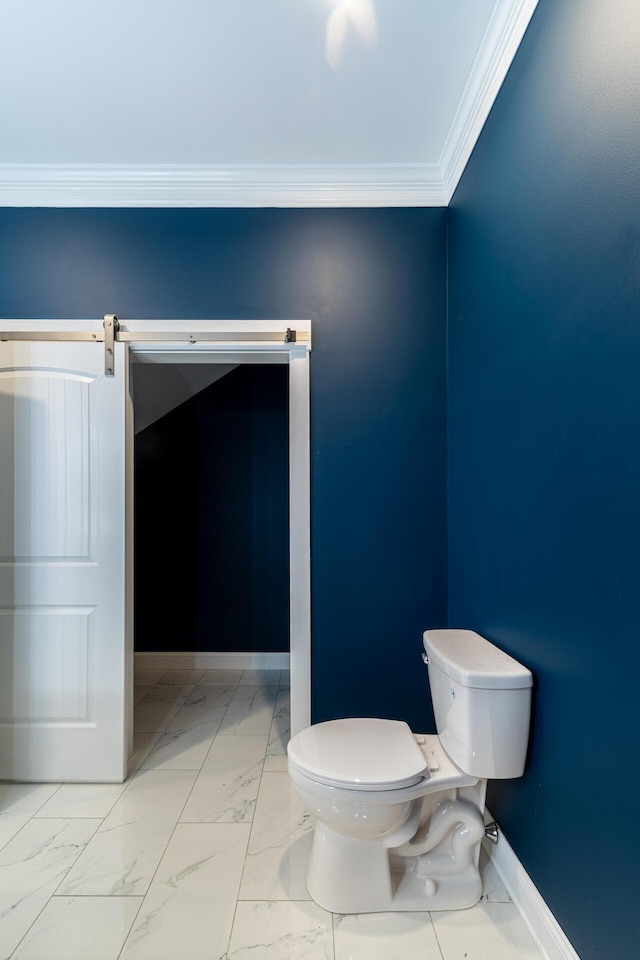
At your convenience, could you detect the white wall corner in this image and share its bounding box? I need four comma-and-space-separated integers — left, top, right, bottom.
484, 812, 582, 960
440, 0, 540, 204
0, 163, 445, 208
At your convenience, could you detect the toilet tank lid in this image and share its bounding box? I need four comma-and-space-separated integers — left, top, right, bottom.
423, 630, 533, 689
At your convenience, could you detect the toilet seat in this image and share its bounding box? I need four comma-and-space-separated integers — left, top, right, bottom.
287, 718, 429, 792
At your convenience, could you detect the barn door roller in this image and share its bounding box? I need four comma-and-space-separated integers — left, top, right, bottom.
103, 314, 119, 376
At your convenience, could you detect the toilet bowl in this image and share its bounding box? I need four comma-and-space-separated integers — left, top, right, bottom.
287, 629, 533, 914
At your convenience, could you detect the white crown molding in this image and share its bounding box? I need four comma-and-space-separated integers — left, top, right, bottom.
0, 162, 445, 208
485, 812, 581, 960
440, 0, 540, 203
0, 3, 538, 208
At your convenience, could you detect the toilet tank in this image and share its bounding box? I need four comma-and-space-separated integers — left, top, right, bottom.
423, 629, 533, 779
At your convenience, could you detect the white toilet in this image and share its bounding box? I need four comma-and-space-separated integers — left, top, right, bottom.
287, 629, 533, 913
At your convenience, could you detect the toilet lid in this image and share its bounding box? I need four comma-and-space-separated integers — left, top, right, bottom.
287, 718, 428, 790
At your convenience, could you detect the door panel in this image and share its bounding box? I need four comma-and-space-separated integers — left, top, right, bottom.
0, 341, 128, 781
0, 372, 91, 560
0, 607, 91, 720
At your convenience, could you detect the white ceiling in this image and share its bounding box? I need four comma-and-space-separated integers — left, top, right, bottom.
0, 0, 538, 206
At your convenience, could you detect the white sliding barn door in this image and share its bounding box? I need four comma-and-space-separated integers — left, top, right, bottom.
0, 340, 129, 782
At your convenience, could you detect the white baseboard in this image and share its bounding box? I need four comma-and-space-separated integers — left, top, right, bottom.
135, 651, 290, 671
484, 812, 581, 960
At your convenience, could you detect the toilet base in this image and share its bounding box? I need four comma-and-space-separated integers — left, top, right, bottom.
306, 821, 483, 913
388, 854, 483, 912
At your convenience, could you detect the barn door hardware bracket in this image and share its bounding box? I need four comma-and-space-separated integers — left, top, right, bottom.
103, 314, 119, 376
284, 328, 310, 344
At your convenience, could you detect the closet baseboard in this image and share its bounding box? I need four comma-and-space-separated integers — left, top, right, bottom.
134, 651, 290, 671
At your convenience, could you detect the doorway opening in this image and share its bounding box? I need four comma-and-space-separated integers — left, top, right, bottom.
132, 362, 290, 668
127, 323, 311, 749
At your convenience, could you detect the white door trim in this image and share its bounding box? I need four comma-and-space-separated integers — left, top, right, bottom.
129, 323, 311, 735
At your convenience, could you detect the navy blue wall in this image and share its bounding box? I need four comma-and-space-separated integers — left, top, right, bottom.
135, 365, 290, 654
0, 207, 447, 730
448, 2, 640, 957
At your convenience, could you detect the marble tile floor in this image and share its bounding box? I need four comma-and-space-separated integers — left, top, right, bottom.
0, 668, 544, 960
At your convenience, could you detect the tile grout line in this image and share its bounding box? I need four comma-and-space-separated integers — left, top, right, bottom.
0, 782, 64, 855
34, 780, 131, 827
132, 676, 182, 746
225, 698, 277, 912
128, 727, 164, 777
113, 895, 146, 960
236, 768, 313, 904
32, 783, 63, 814
216, 682, 279, 738
60, 680, 211, 908
5, 671, 280, 960
223, 868, 245, 960
429, 910, 448, 960
114, 698, 225, 958
1, 671, 258, 959
43, 681, 216, 960
7, 815, 105, 959
50, 816, 104, 895
193, 673, 277, 954
331, 910, 338, 960
115, 678, 275, 957
133, 674, 208, 765
4, 678, 171, 955
138, 715, 224, 777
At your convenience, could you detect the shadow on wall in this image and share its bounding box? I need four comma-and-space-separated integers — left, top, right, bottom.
134, 363, 290, 655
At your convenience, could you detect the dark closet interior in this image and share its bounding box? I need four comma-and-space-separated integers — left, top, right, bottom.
134, 363, 290, 655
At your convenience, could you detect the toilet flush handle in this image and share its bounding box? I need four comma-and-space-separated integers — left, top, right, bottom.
421, 652, 430, 665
